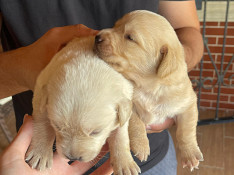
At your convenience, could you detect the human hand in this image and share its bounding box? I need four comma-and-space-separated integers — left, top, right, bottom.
0, 115, 113, 175
19, 24, 98, 90
146, 118, 175, 133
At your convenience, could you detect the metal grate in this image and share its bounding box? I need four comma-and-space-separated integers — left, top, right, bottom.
194, 0, 234, 125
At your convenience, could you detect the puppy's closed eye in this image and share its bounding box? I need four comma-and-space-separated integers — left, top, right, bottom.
51, 122, 62, 131
125, 34, 134, 41
90, 129, 102, 136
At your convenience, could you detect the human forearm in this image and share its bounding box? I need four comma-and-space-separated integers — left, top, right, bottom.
0, 46, 38, 99
175, 27, 204, 72
0, 24, 98, 99
158, 0, 203, 72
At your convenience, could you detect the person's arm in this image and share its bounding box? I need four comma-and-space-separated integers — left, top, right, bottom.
158, 0, 203, 71
147, 0, 203, 132
0, 25, 98, 99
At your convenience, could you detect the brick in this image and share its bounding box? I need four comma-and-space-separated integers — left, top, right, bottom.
199, 62, 216, 70
205, 46, 223, 53
203, 36, 218, 45
227, 28, 234, 36
205, 46, 234, 54
223, 78, 233, 86
216, 55, 233, 63
212, 102, 234, 109
200, 22, 219, 27
224, 72, 234, 78
220, 63, 228, 71
202, 70, 216, 78
201, 28, 234, 36
214, 87, 234, 95
203, 78, 217, 86
218, 37, 234, 45
224, 46, 234, 54
197, 88, 213, 93
202, 54, 216, 62
200, 100, 211, 107
198, 87, 214, 94
220, 22, 234, 27
200, 93, 228, 101
201, 63, 233, 72
189, 70, 200, 76
220, 95, 229, 101
230, 96, 234, 102
203, 28, 225, 36
206, 37, 217, 45
189, 70, 214, 77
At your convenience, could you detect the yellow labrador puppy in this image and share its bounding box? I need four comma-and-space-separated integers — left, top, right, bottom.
94, 10, 203, 171
25, 36, 140, 174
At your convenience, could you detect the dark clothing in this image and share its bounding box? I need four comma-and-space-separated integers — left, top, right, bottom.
0, 0, 170, 173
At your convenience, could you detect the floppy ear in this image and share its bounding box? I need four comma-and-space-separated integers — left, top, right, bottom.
117, 98, 132, 127
156, 45, 179, 78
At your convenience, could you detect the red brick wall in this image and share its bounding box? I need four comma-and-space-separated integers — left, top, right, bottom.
189, 22, 234, 112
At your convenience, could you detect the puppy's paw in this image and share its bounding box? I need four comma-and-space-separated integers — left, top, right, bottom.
180, 145, 203, 171
131, 137, 150, 162
25, 145, 53, 171
112, 158, 141, 175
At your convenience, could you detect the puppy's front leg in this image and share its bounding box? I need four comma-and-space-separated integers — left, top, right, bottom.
129, 110, 150, 162
108, 122, 141, 175
25, 86, 55, 171
176, 103, 203, 171
25, 111, 55, 171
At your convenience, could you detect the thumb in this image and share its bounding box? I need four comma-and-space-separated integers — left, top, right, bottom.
10, 114, 33, 154
50, 24, 99, 48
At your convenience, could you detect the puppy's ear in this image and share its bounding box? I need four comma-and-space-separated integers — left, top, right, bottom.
117, 98, 132, 127
156, 45, 178, 78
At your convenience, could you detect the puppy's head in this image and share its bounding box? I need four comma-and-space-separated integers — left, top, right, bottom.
47, 94, 132, 162
94, 10, 185, 81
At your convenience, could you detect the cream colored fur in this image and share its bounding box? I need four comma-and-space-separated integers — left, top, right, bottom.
95, 10, 203, 171
25, 36, 140, 174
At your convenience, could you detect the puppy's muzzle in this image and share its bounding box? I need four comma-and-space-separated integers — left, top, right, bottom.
94, 34, 113, 57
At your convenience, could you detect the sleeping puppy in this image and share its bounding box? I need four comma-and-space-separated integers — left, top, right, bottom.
25, 36, 140, 174
94, 10, 203, 171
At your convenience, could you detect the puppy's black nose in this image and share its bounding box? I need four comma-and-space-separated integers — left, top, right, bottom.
95, 35, 103, 44
67, 156, 83, 162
